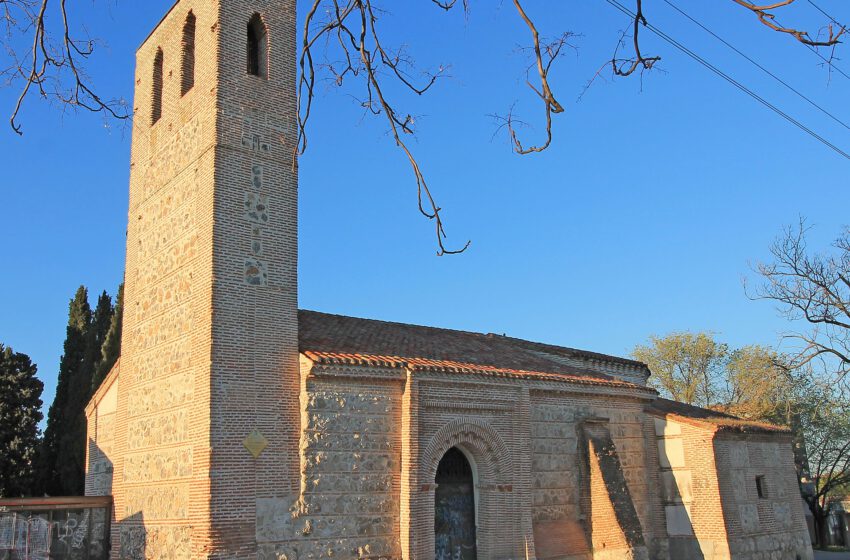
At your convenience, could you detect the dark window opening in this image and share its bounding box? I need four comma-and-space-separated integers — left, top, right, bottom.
756, 475, 767, 498
181, 12, 196, 95
151, 48, 164, 124
247, 14, 268, 78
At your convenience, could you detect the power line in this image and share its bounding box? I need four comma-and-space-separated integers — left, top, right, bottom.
806, 0, 847, 29
662, 0, 850, 131
603, 0, 850, 161
772, 7, 850, 82
792, 37, 850, 83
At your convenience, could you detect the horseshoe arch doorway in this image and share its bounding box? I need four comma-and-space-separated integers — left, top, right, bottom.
434, 447, 478, 560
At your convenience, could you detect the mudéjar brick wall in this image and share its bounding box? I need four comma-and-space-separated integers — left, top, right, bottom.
714, 435, 813, 560
653, 415, 732, 559
651, 412, 814, 560
283, 360, 661, 560
83, 1, 815, 558
84, 0, 299, 557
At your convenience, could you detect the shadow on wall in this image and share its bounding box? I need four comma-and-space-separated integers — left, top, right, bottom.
86, 438, 118, 558
579, 420, 658, 560
117, 512, 146, 560
86, 437, 114, 498
653, 421, 707, 560
662, 472, 706, 559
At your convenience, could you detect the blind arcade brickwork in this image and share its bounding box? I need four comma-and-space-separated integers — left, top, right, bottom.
84, 1, 814, 559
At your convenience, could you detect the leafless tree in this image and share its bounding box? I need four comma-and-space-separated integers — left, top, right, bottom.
2, 0, 129, 135
2, 0, 845, 254
753, 221, 850, 381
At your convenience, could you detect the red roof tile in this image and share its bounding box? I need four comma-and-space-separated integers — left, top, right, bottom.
648, 398, 790, 434
299, 310, 651, 388
303, 350, 649, 390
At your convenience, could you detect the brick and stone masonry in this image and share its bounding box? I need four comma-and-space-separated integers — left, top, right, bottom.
83, 1, 815, 559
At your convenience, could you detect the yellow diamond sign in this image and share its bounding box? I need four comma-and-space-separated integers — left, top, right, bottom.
243, 429, 268, 459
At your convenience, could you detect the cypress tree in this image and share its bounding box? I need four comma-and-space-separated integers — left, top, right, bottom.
55, 290, 114, 494
0, 345, 44, 497
39, 286, 92, 496
87, 292, 113, 371
92, 283, 123, 392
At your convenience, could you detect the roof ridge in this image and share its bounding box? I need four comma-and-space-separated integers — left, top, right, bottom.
299, 309, 496, 338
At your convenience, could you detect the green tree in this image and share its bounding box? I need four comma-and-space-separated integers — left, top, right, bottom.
633, 332, 729, 407
721, 345, 795, 422
0, 345, 43, 497
791, 376, 850, 546
38, 286, 92, 496
751, 223, 850, 545
86, 291, 114, 380
92, 283, 122, 392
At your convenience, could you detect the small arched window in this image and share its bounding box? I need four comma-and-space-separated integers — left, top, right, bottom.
181, 12, 196, 95
151, 48, 164, 124
247, 14, 268, 78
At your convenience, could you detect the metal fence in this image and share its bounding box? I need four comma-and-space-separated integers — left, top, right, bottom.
0, 497, 110, 560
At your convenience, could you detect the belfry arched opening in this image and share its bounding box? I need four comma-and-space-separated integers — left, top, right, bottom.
435, 447, 477, 560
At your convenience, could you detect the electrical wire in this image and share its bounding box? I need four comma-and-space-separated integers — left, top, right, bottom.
806, 0, 848, 30
663, 0, 850, 131
603, 0, 850, 161
772, 6, 850, 82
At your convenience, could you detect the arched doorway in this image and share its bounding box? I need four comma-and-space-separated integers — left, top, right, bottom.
435, 447, 477, 560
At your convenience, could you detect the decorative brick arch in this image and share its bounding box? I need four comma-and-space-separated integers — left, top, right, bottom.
423, 418, 513, 485
416, 418, 517, 560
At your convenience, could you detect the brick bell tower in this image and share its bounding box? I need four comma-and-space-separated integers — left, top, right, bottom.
107, 1, 300, 557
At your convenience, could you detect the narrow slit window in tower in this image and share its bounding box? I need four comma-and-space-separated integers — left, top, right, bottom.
247, 14, 268, 78
151, 48, 164, 124
181, 12, 196, 95
755, 475, 767, 498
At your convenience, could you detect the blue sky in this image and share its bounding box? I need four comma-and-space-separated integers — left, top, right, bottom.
0, 1, 848, 416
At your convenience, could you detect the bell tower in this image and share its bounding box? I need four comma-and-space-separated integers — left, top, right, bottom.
104, 1, 300, 557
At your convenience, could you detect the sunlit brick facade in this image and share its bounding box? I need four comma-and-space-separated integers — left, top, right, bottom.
84, 2, 813, 558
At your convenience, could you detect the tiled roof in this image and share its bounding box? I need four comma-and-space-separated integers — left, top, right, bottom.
648, 398, 790, 434
298, 310, 651, 387
303, 351, 648, 389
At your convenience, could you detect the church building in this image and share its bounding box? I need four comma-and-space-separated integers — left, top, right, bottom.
84, 1, 814, 558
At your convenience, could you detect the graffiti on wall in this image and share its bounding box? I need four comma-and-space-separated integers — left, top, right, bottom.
0, 509, 106, 560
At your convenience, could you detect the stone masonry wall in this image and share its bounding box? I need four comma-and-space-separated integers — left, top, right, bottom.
714, 436, 813, 560
287, 363, 664, 560
530, 394, 654, 560
104, 1, 220, 557
264, 373, 405, 560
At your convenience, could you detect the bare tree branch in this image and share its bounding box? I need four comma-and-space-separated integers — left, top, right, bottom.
2, 0, 846, 254
3, 0, 128, 135
750, 220, 850, 380
296, 0, 466, 255
610, 0, 661, 77
499, 0, 570, 155
732, 0, 847, 46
